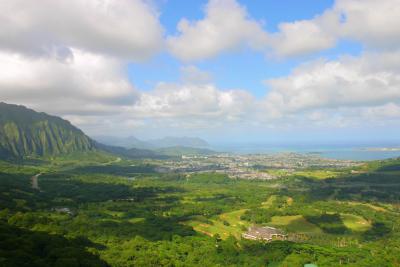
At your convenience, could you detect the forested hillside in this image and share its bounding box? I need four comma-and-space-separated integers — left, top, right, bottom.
1, 155, 400, 266
0, 103, 95, 159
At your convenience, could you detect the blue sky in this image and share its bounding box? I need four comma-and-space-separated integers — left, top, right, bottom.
128, 0, 362, 98
159, 0, 335, 32
1, 0, 399, 144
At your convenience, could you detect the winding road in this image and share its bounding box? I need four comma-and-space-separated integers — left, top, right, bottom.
31, 173, 42, 190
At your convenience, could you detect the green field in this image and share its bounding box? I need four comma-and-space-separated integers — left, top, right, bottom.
345, 201, 388, 212
265, 169, 343, 179
261, 195, 278, 208
1, 156, 400, 266
293, 170, 343, 179
341, 213, 371, 232
186, 209, 250, 239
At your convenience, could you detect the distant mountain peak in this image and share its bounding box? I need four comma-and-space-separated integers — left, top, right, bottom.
92, 135, 209, 149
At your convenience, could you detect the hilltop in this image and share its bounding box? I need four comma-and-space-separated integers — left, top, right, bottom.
0, 102, 95, 159
0, 103, 163, 160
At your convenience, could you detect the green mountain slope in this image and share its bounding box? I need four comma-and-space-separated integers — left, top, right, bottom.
95, 142, 168, 159
0, 102, 95, 158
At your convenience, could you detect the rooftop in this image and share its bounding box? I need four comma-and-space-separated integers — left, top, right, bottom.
242, 226, 286, 241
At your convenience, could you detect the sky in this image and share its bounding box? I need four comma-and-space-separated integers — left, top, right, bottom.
0, 0, 400, 144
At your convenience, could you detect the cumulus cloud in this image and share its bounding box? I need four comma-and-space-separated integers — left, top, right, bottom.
269, 0, 400, 57
0, 0, 163, 60
0, 49, 138, 115
268, 13, 338, 57
0, 0, 161, 124
260, 0, 400, 125
263, 51, 400, 118
64, 75, 258, 135
167, 0, 268, 61
131, 82, 255, 121
167, 0, 400, 60
335, 0, 400, 49
1, 0, 399, 136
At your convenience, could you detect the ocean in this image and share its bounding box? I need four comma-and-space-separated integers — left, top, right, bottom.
212, 143, 400, 161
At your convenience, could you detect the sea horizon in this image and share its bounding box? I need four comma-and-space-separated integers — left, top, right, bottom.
211, 142, 400, 161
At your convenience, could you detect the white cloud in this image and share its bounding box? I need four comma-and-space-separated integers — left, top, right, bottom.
268, 13, 338, 57
0, 0, 163, 128
263, 51, 400, 117
0, 0, 163, 60
167, 0, 268, 61
167, 0, 400, 60
335, 0, 400, 49
0, 49, 138, 115
64, 77, 258, 135
268, 0, 400, 57
1, 0, 399, 137
131, 82, 254, 121
362, 103, 400, 120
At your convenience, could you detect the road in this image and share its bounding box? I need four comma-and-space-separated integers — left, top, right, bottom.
31, 173, 42, 190
102, 157, 121, 165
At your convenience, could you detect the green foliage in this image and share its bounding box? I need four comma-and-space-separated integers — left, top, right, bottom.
0, 103, 95, 159
1, 156, 400, 266
0, 221, 108, 267
241, 208, 279, 224
363, 222, 391, 241
187, 172, 233, 184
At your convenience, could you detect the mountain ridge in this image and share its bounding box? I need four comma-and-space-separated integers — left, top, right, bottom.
0, 102, 95, 158
0, 102, 165, 160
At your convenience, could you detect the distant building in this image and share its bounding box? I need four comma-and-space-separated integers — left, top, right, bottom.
53, 207, 73, 215
242, 226, 287, 242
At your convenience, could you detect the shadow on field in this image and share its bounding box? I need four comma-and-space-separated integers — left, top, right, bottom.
39, 172, 185, 204
69, 164, 156, 176
299, 170, 400, 203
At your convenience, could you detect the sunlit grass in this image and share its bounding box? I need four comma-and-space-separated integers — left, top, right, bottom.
185, 209, 250, 239
293, 170, 342, 179
341, 213, 371, 232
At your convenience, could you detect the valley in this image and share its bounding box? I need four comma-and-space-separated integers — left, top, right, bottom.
1, 102, 400, 266
1, 0, 399, 265
1, 152, 400, 266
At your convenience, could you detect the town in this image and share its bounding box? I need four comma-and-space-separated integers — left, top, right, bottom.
153, 152, 362, 180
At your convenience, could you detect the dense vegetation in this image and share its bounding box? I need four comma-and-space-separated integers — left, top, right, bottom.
0, 103, 95, 159
1, 154, 400, 266
0, 102, 169, 160
0, 221, 109, 267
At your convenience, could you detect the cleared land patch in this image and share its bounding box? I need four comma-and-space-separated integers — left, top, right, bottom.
265, 169, 343, 179
340, 214, 371, 232
345, 201, 388, 212
128, 217, 146, 224
261, 195, 293, 208
261, 195, 277, 208
293, 170, 342, 179
185, 209, 250, 239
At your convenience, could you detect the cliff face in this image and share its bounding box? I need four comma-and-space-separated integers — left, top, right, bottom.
0, 102, 95, 158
